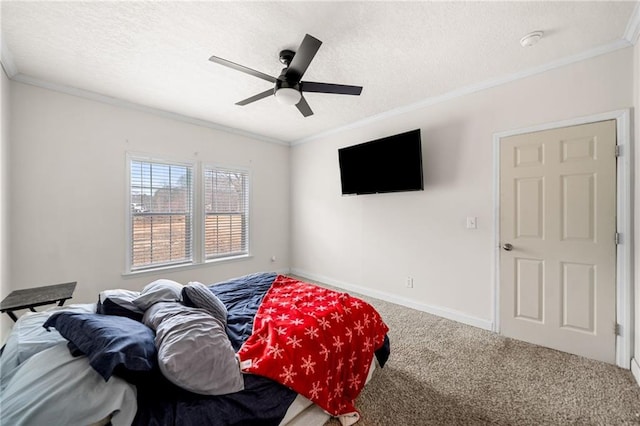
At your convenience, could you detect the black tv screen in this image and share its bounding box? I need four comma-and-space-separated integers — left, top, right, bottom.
338, 129, 424, 195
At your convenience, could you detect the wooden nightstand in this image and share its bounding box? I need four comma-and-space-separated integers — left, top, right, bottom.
0, 282, 77, 322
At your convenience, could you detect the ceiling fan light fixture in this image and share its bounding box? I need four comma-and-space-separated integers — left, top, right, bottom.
275, 87, 302, 105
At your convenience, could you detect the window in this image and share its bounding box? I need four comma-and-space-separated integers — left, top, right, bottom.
129, 159, 193, 271
204, 166, 249, 260
127, 156, 250, 273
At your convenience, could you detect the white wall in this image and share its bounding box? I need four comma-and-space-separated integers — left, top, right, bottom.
291, 47, 634, 329
9, 82, 290, 306
0, 66, 11, 340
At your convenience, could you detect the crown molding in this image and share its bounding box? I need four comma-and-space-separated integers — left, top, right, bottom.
2, 19, 635, 148
623, 1, 640, 44
10, 73, 289, 146
0, 35, 18, 78
292, 39, 632, 146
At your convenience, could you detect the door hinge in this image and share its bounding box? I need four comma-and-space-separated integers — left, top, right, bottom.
614, 323, 621, 336
615, 232, 621, 245
615, 145, 622, 157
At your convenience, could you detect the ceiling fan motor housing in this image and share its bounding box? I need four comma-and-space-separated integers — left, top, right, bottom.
279, 49, 295, 66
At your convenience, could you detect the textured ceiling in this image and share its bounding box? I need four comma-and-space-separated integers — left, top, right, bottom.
1, 1, 638, 144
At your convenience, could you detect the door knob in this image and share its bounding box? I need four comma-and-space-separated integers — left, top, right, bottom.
503, 243, 513, 251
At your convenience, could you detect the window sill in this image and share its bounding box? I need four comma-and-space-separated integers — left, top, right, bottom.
122, 254, 253, 278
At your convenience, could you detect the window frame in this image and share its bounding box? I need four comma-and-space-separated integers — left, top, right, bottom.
125, 154, 251, 275
126, 154, 195, 273
201, 163, 251, 262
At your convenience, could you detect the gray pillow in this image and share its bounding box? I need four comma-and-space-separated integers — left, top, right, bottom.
142, 302, 244, 395
133, 279, 183, 311
182, 282, 228, 326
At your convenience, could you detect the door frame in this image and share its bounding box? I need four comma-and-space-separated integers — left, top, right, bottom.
492, 109, 632, 369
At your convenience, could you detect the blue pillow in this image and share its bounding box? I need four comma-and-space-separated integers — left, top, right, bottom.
43, 312, 157, 383
97, 289, 144, 321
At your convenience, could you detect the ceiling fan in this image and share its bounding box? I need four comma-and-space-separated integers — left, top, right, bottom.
208, 34, 363, 117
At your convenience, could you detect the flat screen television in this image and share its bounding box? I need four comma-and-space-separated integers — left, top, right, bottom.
338, 129, 424, 195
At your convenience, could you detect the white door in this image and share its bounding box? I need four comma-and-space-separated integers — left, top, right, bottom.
499, 120, 617, 364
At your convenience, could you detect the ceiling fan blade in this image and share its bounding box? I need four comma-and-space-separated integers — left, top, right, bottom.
300, 81, 363, 96
295, 96, 314, 117
209, 55, 277, 84
286, 34, 322, 81
235, 89, 274, 106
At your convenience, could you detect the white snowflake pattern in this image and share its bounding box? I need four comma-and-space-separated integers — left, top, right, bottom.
345, 327, 353, 343
354, 320, 365, 336
348, 373, 362, 389
318, 317, 332, 330
302, 301, 315, 308
325, 374, 333, 388
363, 313, 370, 327
315, 305, 328, 312
319, 344, 330, 361
279, 301, 290, 307
332, 335, 344, 352
291, 318, 305, 326
336, 358, 344, 372
305, 291, 315, 298
267, 343, 284, 359
264, 306, 277, 315
334, 382, 344, 398
286, 334, 303, 349
275, 326, 288, 336
270, 296, 280, 303
315, 295, 326, 302
279, 364, 297, 384
304, 326, 319, 339
328, 300, 339, 307
277, 313, 290, 321
309, 381, 323, 399
257, 333, 269, 345
351, 300, 363, 309
301, 355, 316, 375
349, 352, 357, 368
293, 295, 303, 302
343, 306, 352, 314
362, 337, 373, 352
330, 312, 344, 323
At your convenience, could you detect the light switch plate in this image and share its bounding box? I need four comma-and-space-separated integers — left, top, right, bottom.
466, 217, 477, 229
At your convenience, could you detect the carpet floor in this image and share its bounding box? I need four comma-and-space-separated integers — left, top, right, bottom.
295, 277, 640, 426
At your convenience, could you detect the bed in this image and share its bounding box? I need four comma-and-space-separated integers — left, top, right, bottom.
0, 272, 390, 426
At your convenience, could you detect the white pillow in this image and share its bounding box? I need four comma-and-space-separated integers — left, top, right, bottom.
142, 302, 244, 396
133, 279, 183, 311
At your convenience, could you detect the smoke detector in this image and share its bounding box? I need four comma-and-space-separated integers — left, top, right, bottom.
520, 31, 544, 47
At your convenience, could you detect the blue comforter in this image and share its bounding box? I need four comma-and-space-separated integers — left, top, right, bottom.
133, 272, 298, 426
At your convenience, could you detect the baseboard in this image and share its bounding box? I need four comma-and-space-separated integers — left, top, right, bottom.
290, 268, 493, 331
632, 357, 640, 386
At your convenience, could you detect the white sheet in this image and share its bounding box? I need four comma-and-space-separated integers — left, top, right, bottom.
0, 343, 138, 426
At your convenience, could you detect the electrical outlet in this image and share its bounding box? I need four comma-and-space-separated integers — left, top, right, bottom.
406, 277, 414, 288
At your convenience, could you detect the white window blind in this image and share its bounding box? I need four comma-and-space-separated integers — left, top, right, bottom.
129, 159, 193, 271
203, 166, 249, 260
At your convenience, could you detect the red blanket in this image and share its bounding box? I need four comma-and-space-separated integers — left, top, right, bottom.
237, 275, 389, 420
